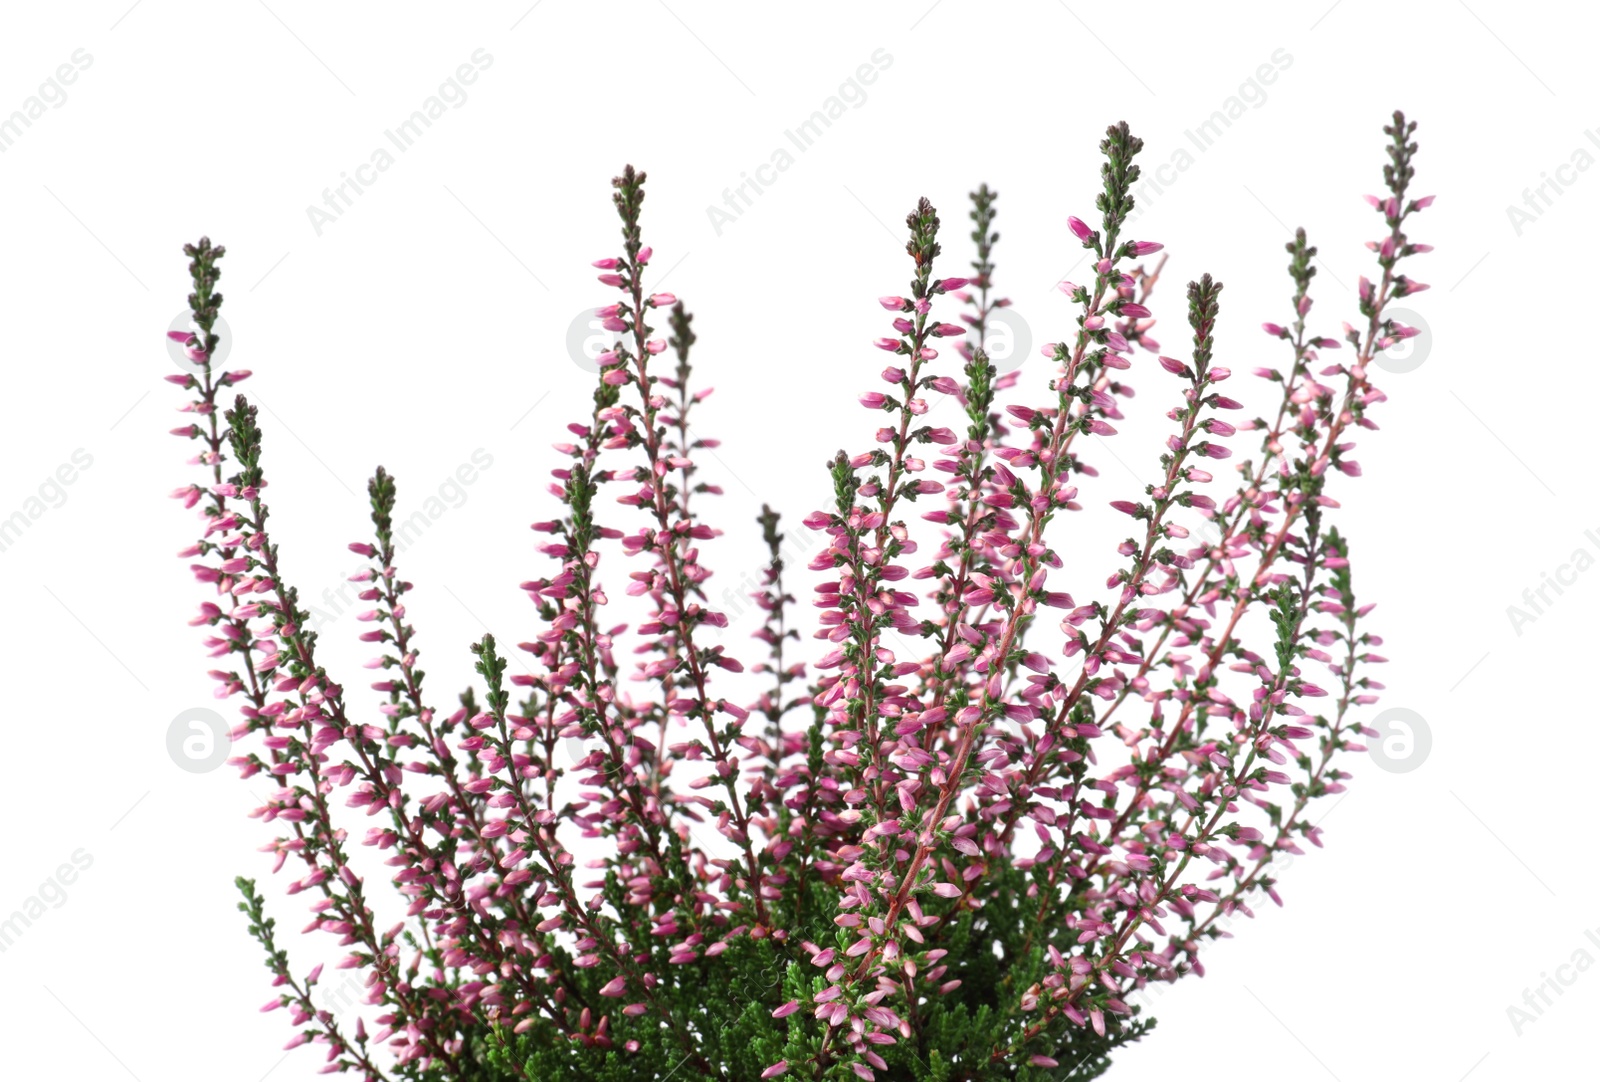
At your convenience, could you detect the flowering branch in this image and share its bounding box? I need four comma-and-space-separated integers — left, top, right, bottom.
166, 114, 1428, 1082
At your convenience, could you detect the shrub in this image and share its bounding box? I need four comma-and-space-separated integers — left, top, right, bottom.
166, 113, 1429, 1080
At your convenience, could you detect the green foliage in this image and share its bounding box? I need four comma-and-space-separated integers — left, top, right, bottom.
471, 865, 1152, 1080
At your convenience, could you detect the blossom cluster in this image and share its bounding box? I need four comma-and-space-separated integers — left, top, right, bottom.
166, 115, 1428, 1080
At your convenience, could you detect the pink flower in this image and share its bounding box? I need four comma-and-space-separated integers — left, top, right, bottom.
160, 117, 1418, 1078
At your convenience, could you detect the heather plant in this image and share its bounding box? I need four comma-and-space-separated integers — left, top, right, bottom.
166, 114, 1429, 1080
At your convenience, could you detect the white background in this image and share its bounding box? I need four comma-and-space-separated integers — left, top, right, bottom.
0, 1, 1592, 1079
